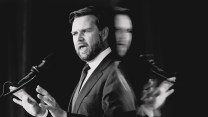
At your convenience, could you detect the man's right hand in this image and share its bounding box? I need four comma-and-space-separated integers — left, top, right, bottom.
9, 86, 47, 117
36, 85, 67, 117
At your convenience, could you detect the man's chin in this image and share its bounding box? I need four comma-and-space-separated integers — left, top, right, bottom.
79, 54, 89, 61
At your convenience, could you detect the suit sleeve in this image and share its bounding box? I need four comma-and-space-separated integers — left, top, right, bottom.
101, 69, 137, 117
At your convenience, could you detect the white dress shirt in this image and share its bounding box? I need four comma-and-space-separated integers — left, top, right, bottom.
79, 47, 112, 91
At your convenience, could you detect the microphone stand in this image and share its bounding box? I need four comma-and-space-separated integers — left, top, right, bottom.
0, 54, 52, 99
139, 54, 176, 83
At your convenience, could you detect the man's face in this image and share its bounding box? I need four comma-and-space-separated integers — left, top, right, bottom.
114, 14, 133, 57
71, 15, 103, 61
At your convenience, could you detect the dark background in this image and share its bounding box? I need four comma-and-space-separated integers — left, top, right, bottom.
0, 0, 204, 117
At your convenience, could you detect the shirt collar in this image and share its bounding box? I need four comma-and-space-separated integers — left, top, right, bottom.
87, 47, 111, 71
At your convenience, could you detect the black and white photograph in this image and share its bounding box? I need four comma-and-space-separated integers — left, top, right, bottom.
0, 0, 203, 117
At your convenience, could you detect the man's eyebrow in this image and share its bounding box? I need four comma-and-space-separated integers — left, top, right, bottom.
71, 31, 76, 34
82, 27, 92, 30
71, 27, 92, 33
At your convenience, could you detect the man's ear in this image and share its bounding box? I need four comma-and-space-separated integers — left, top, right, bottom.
100, 27, 109, 41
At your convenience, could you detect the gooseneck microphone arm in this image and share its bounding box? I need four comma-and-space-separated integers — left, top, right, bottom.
0, 54, 53, 98
139, 54, 176, 83
17, 59, 46, 85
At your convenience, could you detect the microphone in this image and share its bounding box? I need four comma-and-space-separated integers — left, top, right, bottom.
139, 54, 176, 83
17, 53, 53, 85
0, 53, 54, 98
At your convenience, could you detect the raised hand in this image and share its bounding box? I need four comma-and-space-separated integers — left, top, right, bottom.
139, 77, 176, 117
36, 85, 66, 117
9, 86, 47, 117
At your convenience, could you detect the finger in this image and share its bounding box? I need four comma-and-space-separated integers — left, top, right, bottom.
37, 94, 52, 104
13, 98, 22, 106
9, 86, 19, 98
10, 87, 30, 100
142, 96, 155, 103
39, 103, 51, 110
9, 86, 17, 91
159, 81, 174, 91
167, 77, 176, 83
165, 89, 174, 97
12, 90, 24, 99
36, 85, 51, 96
143, 86, 155, 94
144, 79, 156, 90
151, 88, 161, 97
37, 94, 53, 106
142, 88, 158, 101
142, 90, 151, 99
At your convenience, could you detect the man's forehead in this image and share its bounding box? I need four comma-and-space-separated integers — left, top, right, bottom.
71, 15, 97, 31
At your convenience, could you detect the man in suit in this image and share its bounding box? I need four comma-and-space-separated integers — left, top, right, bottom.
9, 5, 173, 117
10, 6, 138, 117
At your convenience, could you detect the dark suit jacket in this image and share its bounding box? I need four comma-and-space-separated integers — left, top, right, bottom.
117, 55, 151, 106
67, 53, 137, 117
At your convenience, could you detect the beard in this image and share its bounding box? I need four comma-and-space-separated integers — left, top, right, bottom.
77, 40, 104, 62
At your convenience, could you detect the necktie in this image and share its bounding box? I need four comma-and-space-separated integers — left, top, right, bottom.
79, 64, 90, 92
71, 64, 90, 112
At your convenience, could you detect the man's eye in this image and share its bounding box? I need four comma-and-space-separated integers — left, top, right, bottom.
83, 29, 91, 33
71, 32, 77, 36
87, 29, 91, 32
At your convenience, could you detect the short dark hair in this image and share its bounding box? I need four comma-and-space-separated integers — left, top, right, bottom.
113, 6, 130, 15
69, 6, 108, 30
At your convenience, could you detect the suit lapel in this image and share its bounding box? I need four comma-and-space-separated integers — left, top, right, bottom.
73, 53, 114, 113
68, 82, 79, 112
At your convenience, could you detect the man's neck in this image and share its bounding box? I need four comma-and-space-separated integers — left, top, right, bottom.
87, 47, 111, 69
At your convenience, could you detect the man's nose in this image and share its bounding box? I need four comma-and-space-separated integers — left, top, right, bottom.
78, 32, 84, 41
